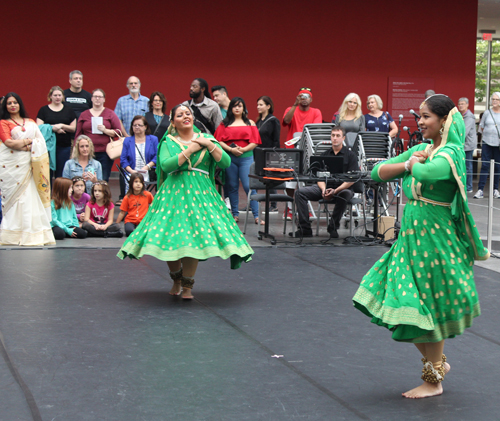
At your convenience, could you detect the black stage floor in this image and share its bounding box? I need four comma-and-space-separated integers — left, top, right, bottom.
0, 246, 499, 421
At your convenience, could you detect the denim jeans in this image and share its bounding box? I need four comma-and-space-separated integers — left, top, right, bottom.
465, 150, 474, 191
477, 143, 500, 190
55, 146, 72, 178
224, 155, 258, 218
94, 152, 115, 182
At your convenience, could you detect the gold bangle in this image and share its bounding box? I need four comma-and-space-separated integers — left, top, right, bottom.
181, 151, 189, 161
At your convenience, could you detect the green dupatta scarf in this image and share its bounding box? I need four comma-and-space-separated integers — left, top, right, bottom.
428, 107, 489, 261
155, 125, 221, 190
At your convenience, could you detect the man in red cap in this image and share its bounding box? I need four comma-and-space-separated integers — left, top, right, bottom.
282, 88, 323, 219
282, 87, 323, 146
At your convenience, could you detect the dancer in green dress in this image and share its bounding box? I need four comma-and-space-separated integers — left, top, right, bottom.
352, 95, 489, 398
118, 104, 253, 299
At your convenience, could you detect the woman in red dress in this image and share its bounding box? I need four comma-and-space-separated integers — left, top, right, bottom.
214, 97, 261, 223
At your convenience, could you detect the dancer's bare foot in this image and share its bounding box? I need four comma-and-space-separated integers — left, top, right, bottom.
402, 382, 443, 399
181, 287, 194, 300
444, 362, 451, 374
169, 281, 182, 296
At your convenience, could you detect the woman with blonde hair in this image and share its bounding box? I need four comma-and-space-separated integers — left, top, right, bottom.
365, 94, 398, 137
333, 93, 365, 133
62, 134, 102, 193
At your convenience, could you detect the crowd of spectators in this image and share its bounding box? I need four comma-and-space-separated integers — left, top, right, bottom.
0, 71, 487, 244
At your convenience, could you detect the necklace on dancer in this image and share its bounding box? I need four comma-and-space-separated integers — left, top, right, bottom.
176, 134, 197, 144
11, 118, 26, 131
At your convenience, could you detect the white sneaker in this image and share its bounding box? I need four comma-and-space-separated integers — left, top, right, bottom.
494, 189, 500, 199
224, 197, 231, 210
473, 189, 483, 199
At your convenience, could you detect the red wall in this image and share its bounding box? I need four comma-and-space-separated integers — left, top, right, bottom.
2, 0, 478, 144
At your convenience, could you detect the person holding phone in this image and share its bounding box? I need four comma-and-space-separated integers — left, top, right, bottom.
62, 135, 102, 193
214, 97, 261, 223
281, 88, 323, 220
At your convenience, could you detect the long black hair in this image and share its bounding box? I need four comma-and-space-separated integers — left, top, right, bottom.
0, 92, 29, 119
195, 78, 211, 100
222, 97, 251, 127
423, 94, 455, 119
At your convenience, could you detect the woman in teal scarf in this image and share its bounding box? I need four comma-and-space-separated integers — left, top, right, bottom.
353, 95, 489, 398
118, 104, 253, 300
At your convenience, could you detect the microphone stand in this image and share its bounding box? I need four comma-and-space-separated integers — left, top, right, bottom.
386, 117, 405, 246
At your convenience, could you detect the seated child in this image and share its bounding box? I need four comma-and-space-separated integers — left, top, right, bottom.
71, 176, 90, 227
51, 177, 88, 240
116, 173, 154, 236
82, 181, 123, 238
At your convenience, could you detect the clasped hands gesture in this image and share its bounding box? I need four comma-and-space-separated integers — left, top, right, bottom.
52, 124, 66, 134
82, 171, 97, 183
410, 150, 429, 164
186, 136, 223, 154
322, 188, 336, 201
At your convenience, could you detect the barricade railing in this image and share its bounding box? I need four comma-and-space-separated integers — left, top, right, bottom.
466, 157, 500, 254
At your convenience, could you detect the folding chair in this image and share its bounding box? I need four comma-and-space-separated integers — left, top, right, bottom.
243, 163, 295, 235
315, 180, 366, 237
116, 164, 157, 194
357, 131, 392, 215
315, 132, 368, 236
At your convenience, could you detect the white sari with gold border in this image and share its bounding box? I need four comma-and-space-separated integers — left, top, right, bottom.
0, 120, 55, 246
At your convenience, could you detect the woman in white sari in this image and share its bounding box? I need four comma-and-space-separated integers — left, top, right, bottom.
0, 93, 55, 245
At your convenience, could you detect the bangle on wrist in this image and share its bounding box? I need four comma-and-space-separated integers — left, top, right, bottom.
181, 151, 189, 161
209, 144, 217, 154
405, 156, 419, 172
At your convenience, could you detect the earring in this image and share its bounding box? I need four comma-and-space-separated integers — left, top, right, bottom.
439, 126, 444, 136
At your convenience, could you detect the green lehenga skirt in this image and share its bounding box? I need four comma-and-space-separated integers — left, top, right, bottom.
117, 169, 253, 269
352, 199, 480, 343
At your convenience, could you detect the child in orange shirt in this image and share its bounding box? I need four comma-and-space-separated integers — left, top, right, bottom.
116, 173, 154, 236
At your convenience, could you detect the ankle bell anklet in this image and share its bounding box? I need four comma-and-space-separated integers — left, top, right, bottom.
421, 354, 447, 384
170, 269, 183, 282
181, 276, 194, 289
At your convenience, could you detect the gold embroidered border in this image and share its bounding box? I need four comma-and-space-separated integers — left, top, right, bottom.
353, 286, 435, 331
